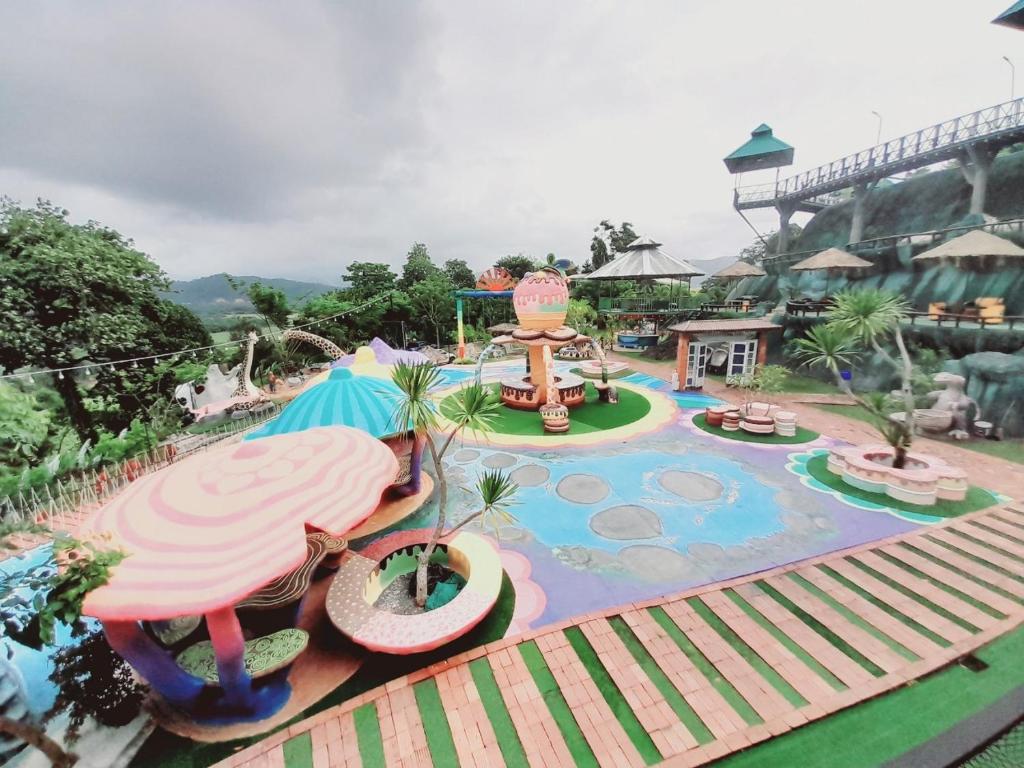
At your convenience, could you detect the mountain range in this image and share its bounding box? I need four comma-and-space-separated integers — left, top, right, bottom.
163, 273, 336, 318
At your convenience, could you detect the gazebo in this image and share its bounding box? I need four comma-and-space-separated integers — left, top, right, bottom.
789, 248, 873, 296
575, 236, 704, 349
723, 124, 795, 174
712, 261, 767, 280
668, 318, 781, 390
912, 229, 1024, 266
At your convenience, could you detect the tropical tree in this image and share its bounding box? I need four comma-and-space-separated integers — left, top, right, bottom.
408, 272, 454, 348
390, 363, 517, 607
443, 259, 476, 289
343, 262, 397, 299
793, 288, 916, 467
399, 243, 440, 290
494, 254, 537, 280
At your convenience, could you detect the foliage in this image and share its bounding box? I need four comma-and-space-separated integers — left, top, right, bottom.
398, 243, 440, 290
590, 220, 639, 269
494, 254, 537, 280
443, 259, 476, 289
390, 363, 516, 607
0, 201, 210, 441
343, 262, 397, 299
45, 630, 147, 743
242, 281, 290, 335
566, 298, 597, 334
793, 288, 917, 467
742, 364, 788, 403
408, 272, 455, 348
0, 382, 54, 471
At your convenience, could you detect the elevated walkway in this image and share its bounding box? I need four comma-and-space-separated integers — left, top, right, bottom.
736, 98, 1024, 212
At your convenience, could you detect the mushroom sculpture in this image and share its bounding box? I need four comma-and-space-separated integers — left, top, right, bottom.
82, 426, 398, 722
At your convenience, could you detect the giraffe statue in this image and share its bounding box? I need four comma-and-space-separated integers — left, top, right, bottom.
281, 329, 345, 360
229, 331, 268, 411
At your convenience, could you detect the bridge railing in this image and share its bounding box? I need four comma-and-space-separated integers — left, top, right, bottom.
736, 97, 1024, 207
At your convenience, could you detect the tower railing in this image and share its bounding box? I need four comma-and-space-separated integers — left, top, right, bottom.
735, 97, 1024, 209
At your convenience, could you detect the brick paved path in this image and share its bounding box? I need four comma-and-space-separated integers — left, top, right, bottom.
217, 503, 1024, 768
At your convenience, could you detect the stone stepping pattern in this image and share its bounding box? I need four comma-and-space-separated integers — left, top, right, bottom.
217, 504, 1024, 768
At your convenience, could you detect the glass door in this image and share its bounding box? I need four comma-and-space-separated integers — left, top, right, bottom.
686, 342, 708, 388
728, 339, 757, 380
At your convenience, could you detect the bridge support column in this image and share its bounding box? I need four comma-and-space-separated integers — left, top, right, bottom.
849, 182, 872, 244
774, 201, 798, 254
958, 145, 997, 216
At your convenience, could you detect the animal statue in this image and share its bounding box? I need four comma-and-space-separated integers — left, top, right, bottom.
928, 372, 981, 440
281, 329, 344, 360
174, 331, 267, 422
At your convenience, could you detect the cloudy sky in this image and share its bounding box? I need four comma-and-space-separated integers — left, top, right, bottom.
0, 2, 1018, 283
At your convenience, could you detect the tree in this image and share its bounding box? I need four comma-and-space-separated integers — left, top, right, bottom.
343, 262, 397, 300
0, 382, 54, 471
399, 243, 439, 290
244, 282, 290, 337
0, 201, 191, 441
408, 273, 454, 348
443, 259, 476, 289
590, 220, 639, 269
793, 289, 916, 468
494, 254, 537, 279
390, 364, 518, 607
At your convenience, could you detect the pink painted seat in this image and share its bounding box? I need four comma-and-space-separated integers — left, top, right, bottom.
326, 530, 503, 655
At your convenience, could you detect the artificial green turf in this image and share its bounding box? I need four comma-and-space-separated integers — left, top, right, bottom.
714, 624, 1024, 768
691, 412, 820, 445
413, 679, 458, 768
816, 564, 952, 649
898, 543, 1024, 606
468, 659, 529, 768
846, 555, 982, 635
924, 534, 1024, 583
353, 703, 385, 768
785, 573, 919, 663
969, 520, 1024, 547
753, 580, 887, 678
607, 616, 715, 746
563, 626, 663, 765
130, 573, 517, 768
723, 589, 847, 693
518, 641, 600, 768
804, 453, 998, 518
281, 732, 313, 768
647, 606, 763, 727
440, 381, 650, 436
873, 551, 1007, 620
947, 528, 1024, 564
685, 597, 808, 708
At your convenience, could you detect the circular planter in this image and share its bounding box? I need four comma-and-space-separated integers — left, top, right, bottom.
827, 444, 968, 506
326, 530, 503, 655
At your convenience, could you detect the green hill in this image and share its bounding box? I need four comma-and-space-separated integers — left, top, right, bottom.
163, 273, 336, 319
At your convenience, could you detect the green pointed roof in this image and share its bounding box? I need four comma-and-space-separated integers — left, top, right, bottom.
994, 1, 1024, 29
723, 124, 795, 173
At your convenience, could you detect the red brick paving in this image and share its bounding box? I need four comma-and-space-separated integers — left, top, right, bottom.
218, 506, 1024, 768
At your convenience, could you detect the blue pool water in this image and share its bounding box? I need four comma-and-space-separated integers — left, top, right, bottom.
451, 447, 788, 554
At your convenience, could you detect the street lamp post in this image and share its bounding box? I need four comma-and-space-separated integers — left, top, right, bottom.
1003, 56, 1015, 101
871, 110, 883, 145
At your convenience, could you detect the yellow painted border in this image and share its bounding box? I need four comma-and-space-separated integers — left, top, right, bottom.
433, 380, 676, 448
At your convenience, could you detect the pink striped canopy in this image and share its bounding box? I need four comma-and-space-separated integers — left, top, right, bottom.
82, 427, 399, 621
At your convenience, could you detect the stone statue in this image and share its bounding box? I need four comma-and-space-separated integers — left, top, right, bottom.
928, 372, 980, 440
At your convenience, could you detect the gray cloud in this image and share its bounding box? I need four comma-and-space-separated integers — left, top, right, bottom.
0, 1, 1017, 282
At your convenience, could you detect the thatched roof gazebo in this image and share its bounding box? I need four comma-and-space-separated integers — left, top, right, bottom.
712, 261, 767, 280
912, 229, 1024, 266
789, 248, 873, 272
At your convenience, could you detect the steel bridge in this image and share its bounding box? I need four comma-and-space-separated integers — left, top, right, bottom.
734, 97, 1024, 212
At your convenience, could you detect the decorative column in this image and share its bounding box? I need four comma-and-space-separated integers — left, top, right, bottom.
676, 333, 689, 391
456, 296, 466, 359
756, 332, 768, 368
205, 607, 252, 709
103, 620, 205, 708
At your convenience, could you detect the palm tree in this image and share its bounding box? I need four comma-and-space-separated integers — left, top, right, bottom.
391, 363, 518, 607
793, 288, 916, 468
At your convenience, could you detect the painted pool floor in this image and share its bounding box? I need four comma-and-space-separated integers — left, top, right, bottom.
353, 361, 927, 632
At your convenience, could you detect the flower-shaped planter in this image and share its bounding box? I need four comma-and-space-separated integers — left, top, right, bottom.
326, 530, 503, 655
828, 444, 968, 506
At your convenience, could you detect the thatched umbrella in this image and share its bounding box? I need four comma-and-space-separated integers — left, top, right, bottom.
789, 248, 873, 295
912, 229, 1024, 267
712, 261, 767, 280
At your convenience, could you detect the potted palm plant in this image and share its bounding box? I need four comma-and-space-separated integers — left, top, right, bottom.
390, 363, 518, 609
793, 288, 917, 468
